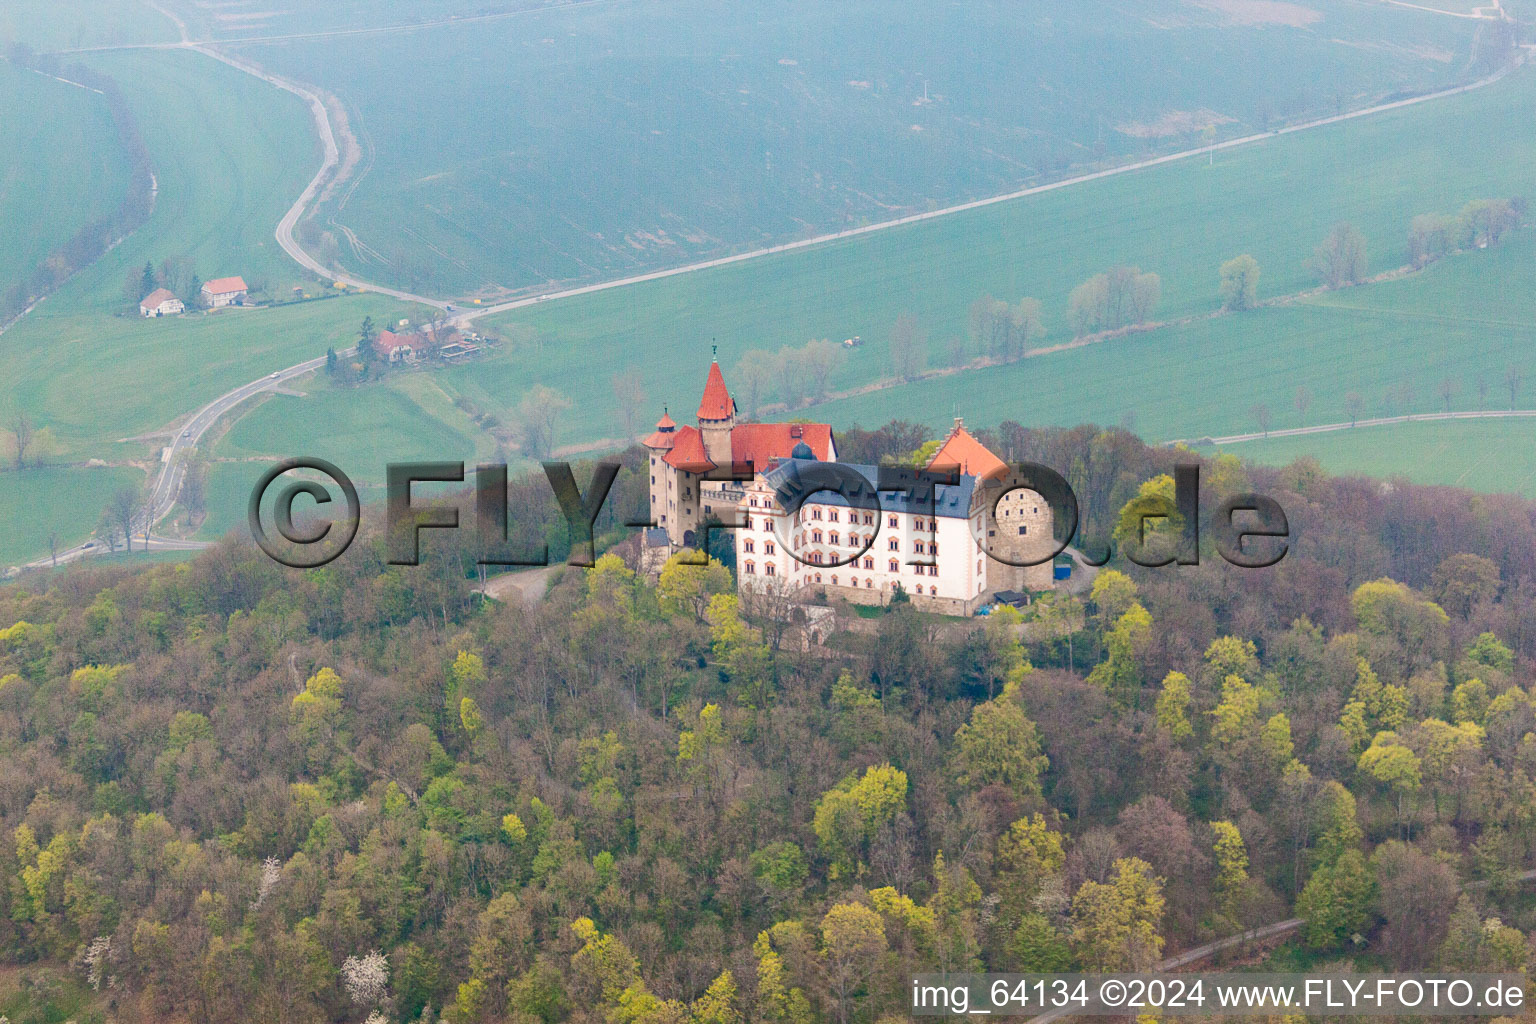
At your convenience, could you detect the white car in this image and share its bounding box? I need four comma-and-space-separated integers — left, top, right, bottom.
270, 372, 280, 378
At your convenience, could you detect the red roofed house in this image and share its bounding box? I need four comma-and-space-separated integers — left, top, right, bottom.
200, 276, 249, 308
373, 329, 418, 364
644, 358, 836, 549
139, 288, 184, 317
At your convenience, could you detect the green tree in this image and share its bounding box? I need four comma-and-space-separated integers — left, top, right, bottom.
1218, 254, 1260, 310
1211, 821, 1249, 921
1154, 671, 1193, 741
950, 695, 1049, 799
821, 903, 887, 1024
813, 764, 909, 877
1297, 849, 1376, 949
658, 552, 733, 621
1069, 857, 1166, 970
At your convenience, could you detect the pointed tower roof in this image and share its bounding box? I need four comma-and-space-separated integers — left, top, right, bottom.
697, 360, 735, 421
926, 418, 1007, 480
642, 408, 679, 449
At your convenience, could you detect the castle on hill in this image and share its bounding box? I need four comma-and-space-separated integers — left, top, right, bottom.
643, 359, 1054, 614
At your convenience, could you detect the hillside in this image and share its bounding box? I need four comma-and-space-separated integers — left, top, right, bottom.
2, 429, 1535, 1021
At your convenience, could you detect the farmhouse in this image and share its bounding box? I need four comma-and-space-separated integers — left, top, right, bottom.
373, 329, 417, 364
200, 276, 248, 308
139, 288, 184, 317
644, 359, 1053, 614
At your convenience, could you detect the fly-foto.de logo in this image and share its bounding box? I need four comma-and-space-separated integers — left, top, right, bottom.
248, 458, 1288, 571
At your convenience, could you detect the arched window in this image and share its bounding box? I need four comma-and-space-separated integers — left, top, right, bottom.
863, 556, 874, 569
744, 561, 756, 574
814, 573, 823, 584
812, 530, 822, 544
888, 538, 899, 551
744, 516, 753, 530
888, 515, 898, 528
865, 578, 873, 588
828, 532, 840, 545
766, 563, 776, 576
829, 510, 840, 522
743, 539, 755, 553
888, 559, 900, 573
812, 551, 824, 564
831, 575, 839, 586
812, 508, 823, 520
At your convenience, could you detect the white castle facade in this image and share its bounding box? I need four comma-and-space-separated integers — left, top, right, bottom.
643, 360, 1054, 615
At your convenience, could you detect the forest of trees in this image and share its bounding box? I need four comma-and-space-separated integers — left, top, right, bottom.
3, 423, 1536, 1022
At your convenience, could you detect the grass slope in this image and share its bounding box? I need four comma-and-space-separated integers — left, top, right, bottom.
0, 45, 420, 458
0, 465, 143, 568
812, 229, 1536, 440
184, 62, 1536, 524
0, 0, 177, 51
1212, 418, 1536, 498
448, 61, 1536, 440
0, 61, 133, 296
241, 0, 1479, 294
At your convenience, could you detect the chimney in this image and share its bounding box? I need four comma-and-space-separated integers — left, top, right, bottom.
790, 425, 803, 438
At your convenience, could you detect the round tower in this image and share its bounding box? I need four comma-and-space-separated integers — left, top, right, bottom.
697, 357, 736, 470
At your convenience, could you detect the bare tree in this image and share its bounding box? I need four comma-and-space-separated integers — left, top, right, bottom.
107, 486, 147, 553
514, 385, 572, 459
1293, 386, 1312, 425
612, 374, 647, 443
1438, 377, 1456, 414
732, 349, 777, 419
1250, 403, 1272, 437
1507, 364, 1521, 410
1314, 223, 1367, 289
8, 412, 33, 470
889, 312, 924, 382
1477, 374, 1489, 410
48, 530, 59, 568
1345, 391, 1364, 427
802, 338, 845, 400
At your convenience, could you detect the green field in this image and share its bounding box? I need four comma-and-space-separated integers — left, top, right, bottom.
446, 61, 1536, 439
0, 465, 144, 568
241, 0, 1481, 295
53, 47, 321, 312
0, 61, 133, 297
1210, 418, 1536, 497
0, 0, 177, 51
812, 228, 1536, 440
172, 59, 1536, 525
0, 44, 421, 460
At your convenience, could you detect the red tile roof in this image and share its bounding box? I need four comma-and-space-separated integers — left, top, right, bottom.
697, 361, 734, 421
140, 288, 177, 308
731, 422, 834, 475
202, 276, 248, 295
642, 411, 679, 450
374, 329, 415, 354
927, 420, 1007, 480
663, 426, 715, 472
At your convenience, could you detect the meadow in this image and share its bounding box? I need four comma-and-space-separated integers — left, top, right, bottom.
1208, 418, 1536, 498
239, 0, 1480, 295
0, 61, 133, 298
0, 465, 144, 568
812, 229, 1536, 440
0, 45, 420, 457
0, 0, 176, 51
177, 60, 1536, 545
